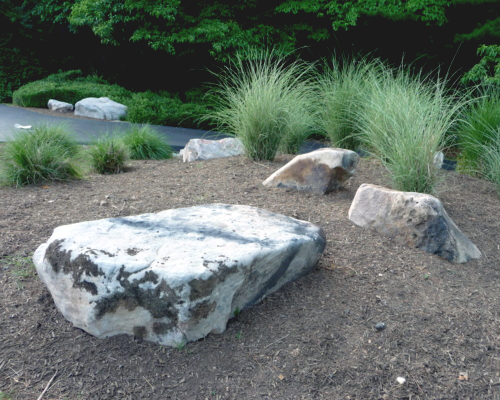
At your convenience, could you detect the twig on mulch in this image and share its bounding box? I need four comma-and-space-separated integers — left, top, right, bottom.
37, 370, 58, 400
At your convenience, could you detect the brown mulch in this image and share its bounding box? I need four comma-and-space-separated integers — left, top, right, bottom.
1, 134, 500, 399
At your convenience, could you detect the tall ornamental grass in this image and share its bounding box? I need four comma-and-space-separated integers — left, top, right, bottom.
356, 65, 468, 194
455, 85, 500, 175
88, 135, 129, 174
317, 57, 377, 150
0, 124, 82, 186
206, 49, 316, 160
121, 125, 173, 160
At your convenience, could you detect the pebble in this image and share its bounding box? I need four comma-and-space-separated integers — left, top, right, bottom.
375, 323, 386, 331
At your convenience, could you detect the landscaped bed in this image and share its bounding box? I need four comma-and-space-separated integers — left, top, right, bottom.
1, 153, 499, 399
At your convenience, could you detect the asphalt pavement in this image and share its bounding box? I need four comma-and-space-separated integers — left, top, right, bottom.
0, 104, 324, 153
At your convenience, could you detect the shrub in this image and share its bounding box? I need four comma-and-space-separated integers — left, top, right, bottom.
88, 135, 129, 174
121, 125, 173, 159
355, 64, 467, 194
317, 57, 377, 150
205, 48, 316, 160
455, 85, 500, 174
0, 124, 82, 186
126, 91, 214, 130
12, 70, 132, 108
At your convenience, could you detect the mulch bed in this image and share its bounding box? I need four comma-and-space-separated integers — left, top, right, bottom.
1, 149, 500, 399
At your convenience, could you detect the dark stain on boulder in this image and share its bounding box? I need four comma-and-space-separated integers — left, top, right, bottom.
44, 239, 104, 295
94, 267, 179, 322
126, 248, 141, 256
99, 250, 115, 257
153, 322, 173, 335
190, 262, 238, 301
133, 326, 147, 340
189, 300, 216, 321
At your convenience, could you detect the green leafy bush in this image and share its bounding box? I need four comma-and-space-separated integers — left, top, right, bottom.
121, 125, 173, 160
355, 64, 467, 194
455, 86, 500, 174
206, 48, 316, 160
126, 91, 214, 129
88, 135, 129, 174
317, 57, 377, 150
12, 70, 132, 108
0, 124, 82, 186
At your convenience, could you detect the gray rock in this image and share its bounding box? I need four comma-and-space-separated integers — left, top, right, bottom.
47, 99, 74, 112
262, 148, 359, 194
182, 138, 244, 162
74, 97, 127, 120
375, 323, 386, 331
34, 204, 326, 347
348, 184, 481, 263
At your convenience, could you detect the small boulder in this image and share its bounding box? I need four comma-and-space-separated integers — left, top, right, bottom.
74, 97, 127, 120
182, 138, 244, 162
34, 204, 325, 347
348, 184, 481, 263
48, 99, 74, 113
263, 148, 359, 194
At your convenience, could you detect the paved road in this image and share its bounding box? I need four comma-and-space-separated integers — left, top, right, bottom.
0, 104, 323, 153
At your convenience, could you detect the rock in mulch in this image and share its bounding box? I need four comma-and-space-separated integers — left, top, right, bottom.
33, 204, 326, 347
47, 99, 74, 113
348, 184, 481, 263
74, 97, 127, 120
262, 148, 359, 194
182, 138, 244, 162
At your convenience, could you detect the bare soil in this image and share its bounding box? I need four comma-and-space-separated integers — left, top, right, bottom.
1, 126, 500, 399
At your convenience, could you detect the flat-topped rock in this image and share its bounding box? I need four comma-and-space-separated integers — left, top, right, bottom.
348, 184, 481, 263
74, 97, 127, 120
263, 148, 359, 194
48, 99, 74, 112
182, 138, 244, 162
34, 204, 326, 346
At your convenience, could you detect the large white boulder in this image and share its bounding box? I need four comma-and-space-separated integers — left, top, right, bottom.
182, 138, 244, 162
34, 204, 325, 346
74, 97, 127, 120
348, 184, 481, 263
263, 148, 359, 194
47, 99, 74, 112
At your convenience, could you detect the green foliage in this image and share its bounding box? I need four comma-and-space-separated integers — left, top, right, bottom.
461, 45, 500, 86
121, 125, 173, 160
355, 63, 467, 194
317, 57, 377, 150
456, 86, 500, 174
125, 91, 215, 130
12, 73, 132, 108
88, 135, 129, 174
2, 254, 36, 290
482, 128, 500, 195
0, 124, 82, 186
206, 48, 316, 161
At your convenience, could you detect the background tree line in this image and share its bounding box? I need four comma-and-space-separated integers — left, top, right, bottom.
1, 0, 499, 102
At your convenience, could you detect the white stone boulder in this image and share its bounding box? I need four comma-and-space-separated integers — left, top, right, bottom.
182, 138, 244, 162
74, 97, 127, 120
48, 99, 74, 112
348, 184, 481, 263
34, 204, 325, 347
263, 148, 359, 194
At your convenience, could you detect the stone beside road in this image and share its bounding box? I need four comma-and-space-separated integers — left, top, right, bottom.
34, 204, 326, 347
348, 184, 481, 263
263, 148, 359, 194
74, 97, 127, 120
182, 138, 245, 162
48, 99, 74, 113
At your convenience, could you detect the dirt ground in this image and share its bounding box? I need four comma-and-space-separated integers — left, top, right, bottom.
1, 129, 500, 399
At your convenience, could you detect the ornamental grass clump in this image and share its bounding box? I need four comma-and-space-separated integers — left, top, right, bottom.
121, 125, 173, 160
88, 135, 129, 174
206, 49, 316, 160
455, 85, 500, 175
0, 124, 82, 186
355, 64, 468, 194
317, 57, 377, 150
